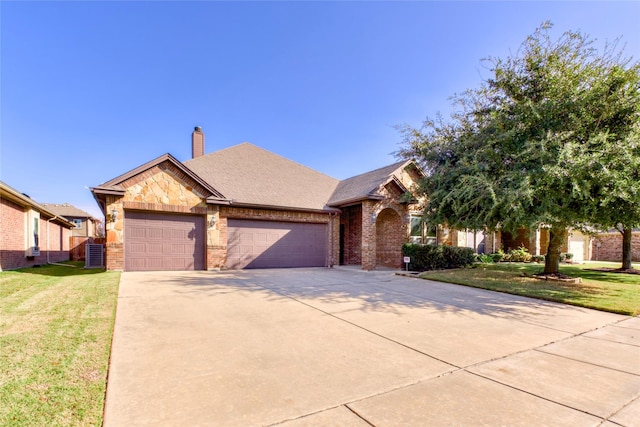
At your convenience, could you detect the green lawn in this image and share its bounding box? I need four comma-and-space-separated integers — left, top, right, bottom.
418, 262, 640, 316
0, 262, 120, 427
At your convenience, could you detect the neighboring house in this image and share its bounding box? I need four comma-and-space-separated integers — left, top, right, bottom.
0, 181, 75, 271
91, 127, 427, 271
591, 229, 640, 262
40, 203, 103, 261
40, 203, 100, 238
497, 227, 613, 263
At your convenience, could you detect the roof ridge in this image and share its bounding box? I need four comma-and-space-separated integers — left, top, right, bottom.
341, 159, 409, 182
187, 142, 339, 182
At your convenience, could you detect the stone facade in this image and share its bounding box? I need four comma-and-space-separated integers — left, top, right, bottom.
104, 162, 210, 271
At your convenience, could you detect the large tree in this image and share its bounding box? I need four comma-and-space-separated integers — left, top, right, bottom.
398, 23, 640, 274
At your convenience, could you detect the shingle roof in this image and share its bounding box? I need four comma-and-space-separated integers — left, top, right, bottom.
40, 203, 95, 219
327, 161, 410, 206
184, 143, 340, 211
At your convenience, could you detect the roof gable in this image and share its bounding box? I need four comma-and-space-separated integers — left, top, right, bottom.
184, 143, 340, 211
328, 160, 420, 206
40, 203, 95, 220
92, 153, 227, 202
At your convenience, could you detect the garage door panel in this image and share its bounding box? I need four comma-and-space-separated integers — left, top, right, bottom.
125, 212, 205, 271
227, 219, 327, 269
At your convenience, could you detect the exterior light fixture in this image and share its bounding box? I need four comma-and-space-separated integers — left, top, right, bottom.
209, 216, 217, 228
110, 208, 118, 222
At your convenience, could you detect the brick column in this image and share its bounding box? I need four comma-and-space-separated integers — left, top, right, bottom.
361, 201, 377, 270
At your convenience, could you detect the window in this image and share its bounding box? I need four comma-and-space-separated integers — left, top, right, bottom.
72, 219, 82, 229
25, 209, 40, 256
409, 215, 438, 245
410, 216, 423, 237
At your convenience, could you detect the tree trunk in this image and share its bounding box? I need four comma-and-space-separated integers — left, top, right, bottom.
544, 226, 567, 274
621, 226, 633, 270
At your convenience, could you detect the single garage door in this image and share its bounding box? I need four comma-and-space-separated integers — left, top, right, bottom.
125, 211, 205, 271
227, 219, 327, 269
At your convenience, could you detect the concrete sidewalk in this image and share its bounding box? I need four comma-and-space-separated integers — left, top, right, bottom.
103, 268, 640, 426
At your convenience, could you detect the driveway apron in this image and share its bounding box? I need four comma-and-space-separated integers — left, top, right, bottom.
103, 268, 639, 427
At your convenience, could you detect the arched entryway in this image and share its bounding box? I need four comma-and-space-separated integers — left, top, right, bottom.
375, 208, 404, 268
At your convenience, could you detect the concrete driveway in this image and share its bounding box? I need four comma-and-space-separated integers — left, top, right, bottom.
104, 268, 640, 426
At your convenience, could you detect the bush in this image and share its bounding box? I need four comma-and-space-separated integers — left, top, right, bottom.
508, 246, 532, 262
532, 254, 545, 263
490, 251, 505, 262
476, 253, 495, 264
403, 244, 476, 271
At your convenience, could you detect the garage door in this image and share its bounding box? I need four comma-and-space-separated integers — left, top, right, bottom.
125, 211, 205, 271
227, 219, 327, 269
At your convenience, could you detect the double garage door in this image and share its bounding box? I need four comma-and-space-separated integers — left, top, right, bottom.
124, 212, 327, 271
226, 219, 328, 269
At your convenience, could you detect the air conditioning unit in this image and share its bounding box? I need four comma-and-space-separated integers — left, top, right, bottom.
26, 246, 40, 257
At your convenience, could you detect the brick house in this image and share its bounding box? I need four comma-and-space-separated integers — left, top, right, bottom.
40, 203, 100, 238
91, 127, 429, 271
591, 229, 640, 262
496, 227, 640, 263
0, 181, 75, 271
40, 203, 103, 261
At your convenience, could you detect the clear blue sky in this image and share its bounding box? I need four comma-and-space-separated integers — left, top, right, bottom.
2, 1, 639, 219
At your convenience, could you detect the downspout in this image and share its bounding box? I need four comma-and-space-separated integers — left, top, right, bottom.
47, 216, 75, 268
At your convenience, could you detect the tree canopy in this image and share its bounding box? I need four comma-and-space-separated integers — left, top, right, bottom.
398, 22, 640, 273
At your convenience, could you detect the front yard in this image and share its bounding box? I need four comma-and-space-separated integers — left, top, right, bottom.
419, 262, 640, 316
0, 262, 120, 426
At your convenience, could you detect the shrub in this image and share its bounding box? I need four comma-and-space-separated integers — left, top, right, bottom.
476, 253, 494, 264
508, 246, 532, 262
402, 244, 475, 271
532, 254, 545, 263
490, 251, 505, 262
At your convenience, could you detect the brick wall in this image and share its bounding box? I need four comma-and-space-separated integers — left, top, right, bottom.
340, 205, 362, 265
376, 208, 404, 268
591, 232, 640, 262
0, 198, 27, 270
0, 198, 70, 270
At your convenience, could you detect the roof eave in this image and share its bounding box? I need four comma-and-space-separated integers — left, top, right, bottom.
0, 182, 76, 228
327, 194, 385, 207
228, 201, 341, 214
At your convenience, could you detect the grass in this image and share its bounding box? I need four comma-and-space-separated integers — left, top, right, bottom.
418, 262, 640, 316
0, 262, 120, 427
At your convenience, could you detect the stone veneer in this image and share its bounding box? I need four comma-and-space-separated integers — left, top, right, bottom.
105, 162, 209, 270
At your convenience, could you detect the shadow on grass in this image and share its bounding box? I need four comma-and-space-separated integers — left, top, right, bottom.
9, 262, 107, 277
487, 263, 640, 285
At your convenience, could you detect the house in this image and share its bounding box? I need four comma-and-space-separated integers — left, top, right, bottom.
591, 229, 640, 262
40, 203, 100, 238
507, 227, 640, 264
0, 181, 75, 271
40, 203, 103, 261
91, 127, 428, 271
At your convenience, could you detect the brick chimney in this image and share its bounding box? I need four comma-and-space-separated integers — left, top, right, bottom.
192, 126, 205, 158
